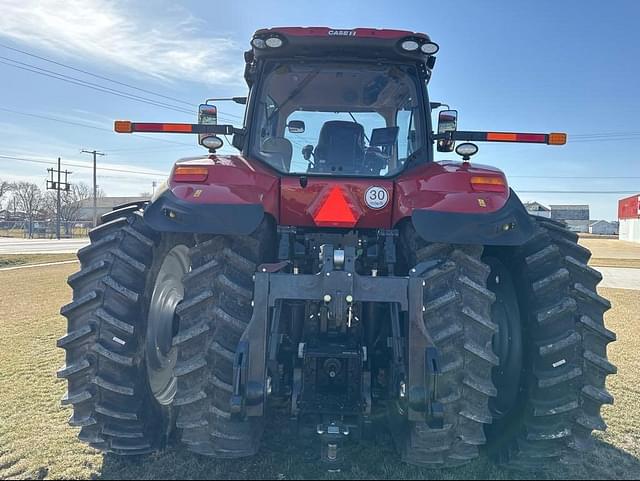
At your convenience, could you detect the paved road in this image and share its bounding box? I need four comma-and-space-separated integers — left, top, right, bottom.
597, 267, 640, 291
1, 238, 638, 290
0, 238, 89, 254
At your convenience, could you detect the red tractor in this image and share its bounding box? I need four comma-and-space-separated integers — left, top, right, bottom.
58, 27, 616, 469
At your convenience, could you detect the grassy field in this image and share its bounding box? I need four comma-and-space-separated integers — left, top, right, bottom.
580, 238, 640, 268
0, 254, 78, 269
0, 263, 638, 480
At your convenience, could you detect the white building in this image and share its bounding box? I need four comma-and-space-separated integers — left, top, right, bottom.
76, 196, 149, 221
589, 220, 619, 236
550, 205, 590, 233
524, 201, 551, 218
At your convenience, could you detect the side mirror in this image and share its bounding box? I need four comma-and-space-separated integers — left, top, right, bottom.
302, 144, 314, 161
437, 109, 458, 152
288, 120, 305, 134
198, 104, 218, 148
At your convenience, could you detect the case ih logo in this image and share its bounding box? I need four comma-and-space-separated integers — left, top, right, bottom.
328, 30, 356, 37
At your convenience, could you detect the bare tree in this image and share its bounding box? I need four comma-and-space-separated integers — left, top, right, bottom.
0, 179, 10, 219
12, 182, 44, 238
44, 182, 95, 235
0, 179, 9, 200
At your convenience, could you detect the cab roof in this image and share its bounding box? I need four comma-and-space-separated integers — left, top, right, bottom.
250, 26, 435, 62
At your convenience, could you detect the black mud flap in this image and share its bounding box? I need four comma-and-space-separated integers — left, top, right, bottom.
144, 189, 264, 235
411, 189, 535, 246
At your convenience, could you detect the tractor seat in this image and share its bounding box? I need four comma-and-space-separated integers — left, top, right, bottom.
314, 120, 366, 173
261, 137, 293, 172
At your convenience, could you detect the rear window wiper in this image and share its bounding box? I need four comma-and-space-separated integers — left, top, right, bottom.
267, 71, 319, 123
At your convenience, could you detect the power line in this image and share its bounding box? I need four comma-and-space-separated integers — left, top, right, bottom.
517, 190, 638, 194
0, 154, 164, 177
0, 56, 241, 123
0, 42, 245, 122
0, 42, 196, 107
0, 106, 193, 147
569, 131, 640, 138
0, 57, 195, 115
511, 175, 640, 179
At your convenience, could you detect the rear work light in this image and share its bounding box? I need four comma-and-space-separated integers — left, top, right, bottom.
252, 35, 284, 49
470, 176, 507, 193
400, 40, 420, 51
399, 37, 439, 55
173, 166, 208, 183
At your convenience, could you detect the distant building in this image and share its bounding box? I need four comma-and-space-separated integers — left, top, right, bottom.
619, 194, 640, 243
76, 196, 149, 221
589, 220, 619, 236
524, 201, 551, 218
0, 209, 26, 222
550, 204, 590, 233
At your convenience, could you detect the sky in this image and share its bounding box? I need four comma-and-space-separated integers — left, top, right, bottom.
0, 0, 638, 219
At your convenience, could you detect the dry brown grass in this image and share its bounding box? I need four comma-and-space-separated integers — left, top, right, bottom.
0, 266, 638, 480
580, 238, 640, 269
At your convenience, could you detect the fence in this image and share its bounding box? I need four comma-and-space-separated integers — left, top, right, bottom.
0, 220, 92, 239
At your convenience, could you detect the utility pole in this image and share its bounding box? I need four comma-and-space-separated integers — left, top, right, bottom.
46, 158, 72, 240
81, 150, 104, 227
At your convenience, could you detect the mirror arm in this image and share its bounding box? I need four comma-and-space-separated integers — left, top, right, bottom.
432, 132, 453, 140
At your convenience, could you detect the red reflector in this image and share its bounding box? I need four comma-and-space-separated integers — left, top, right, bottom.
312, 187, 358, 227
134, 123, 193, 133
486, 132, 546, 143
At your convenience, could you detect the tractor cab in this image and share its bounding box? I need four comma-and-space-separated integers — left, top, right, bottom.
239, 28, 439, 177
236, 28, 438, 177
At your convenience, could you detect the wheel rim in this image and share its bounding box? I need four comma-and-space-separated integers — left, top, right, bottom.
486, 257, 523, 421
146, 245, 190, 405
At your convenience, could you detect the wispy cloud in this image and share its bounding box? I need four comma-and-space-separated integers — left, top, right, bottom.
0, 0, 244, 85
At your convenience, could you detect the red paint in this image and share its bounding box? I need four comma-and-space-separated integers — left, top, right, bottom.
618, 195, 640, 220
168, 154, 514, 231
280, 177, 393, 229
485, 132, 547, 143
168, 155, 280, 221
310, 186, 360, 228
259, 27, 425, 39
392, 161, 510, 226
134, 123, 193, 133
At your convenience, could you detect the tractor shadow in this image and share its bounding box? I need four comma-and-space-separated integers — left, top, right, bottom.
98, 417, 640, 480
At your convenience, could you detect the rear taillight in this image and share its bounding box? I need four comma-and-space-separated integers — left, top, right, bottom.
173, 166, 208, 183
470, 176, 507, 193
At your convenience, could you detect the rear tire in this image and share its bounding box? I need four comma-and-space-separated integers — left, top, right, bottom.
58, 205, 192, 454
485, 217, 616, 468
396, 224, 497, 467
174, 220, 275, 457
